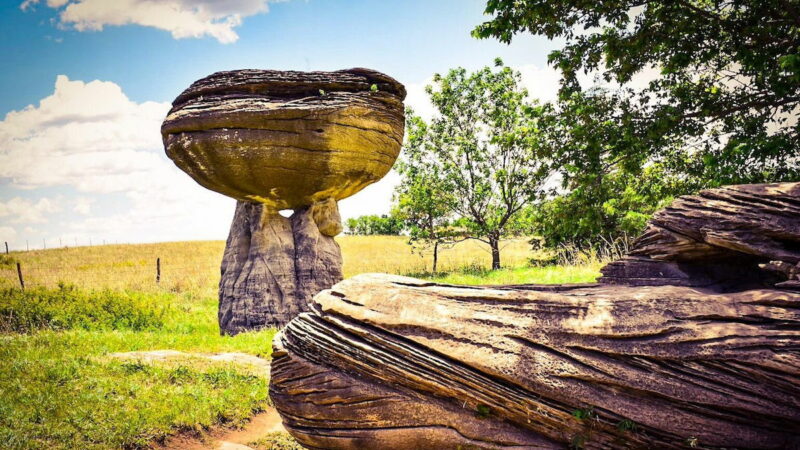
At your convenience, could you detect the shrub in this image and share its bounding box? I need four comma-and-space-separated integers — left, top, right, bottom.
0, 255, 16, 269
0, 284, 167, 333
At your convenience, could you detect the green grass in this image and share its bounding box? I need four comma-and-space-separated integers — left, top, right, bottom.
0, 285, 275, 449
0, 284, 168, 333
410, 263, 601, 286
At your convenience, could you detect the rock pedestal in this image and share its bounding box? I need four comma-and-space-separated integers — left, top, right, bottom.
218, 199, 344, 334
270, 182, 800, 449
162, 69, 405, 334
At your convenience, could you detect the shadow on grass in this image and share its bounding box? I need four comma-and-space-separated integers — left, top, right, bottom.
400, 263, 492, 280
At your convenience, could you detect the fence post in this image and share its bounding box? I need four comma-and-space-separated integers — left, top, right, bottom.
16, 262, 24, 290
4, 241, 7, 254
156, 257, 161, 284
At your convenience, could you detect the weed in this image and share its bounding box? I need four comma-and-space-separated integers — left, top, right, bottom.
571, 407, 596, 421
475, 404, 491, 419
570, 433, 587, 449
617, 419, 637, 432
0, 254, 16, 268
0, 284, 167, 333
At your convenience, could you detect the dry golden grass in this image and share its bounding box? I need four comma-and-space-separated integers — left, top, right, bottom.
0, 236, 600, 292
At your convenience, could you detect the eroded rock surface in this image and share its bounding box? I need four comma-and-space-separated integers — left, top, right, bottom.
163, 69, 405, 333
600, 182, 800, 289
271, 274, 800, 450
161, 68, 405, 209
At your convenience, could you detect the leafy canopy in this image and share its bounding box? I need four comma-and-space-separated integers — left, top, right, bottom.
397, 60, 551, 268
344, 214, 404, 236
474, 0, 800, 186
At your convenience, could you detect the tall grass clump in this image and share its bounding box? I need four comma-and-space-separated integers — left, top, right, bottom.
0, 284, 168, 333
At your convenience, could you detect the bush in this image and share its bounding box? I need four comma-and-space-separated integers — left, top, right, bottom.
0, 284, 167, 333
0, 255, 16, 269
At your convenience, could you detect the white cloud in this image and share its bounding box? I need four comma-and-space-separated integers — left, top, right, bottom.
73, 197, 93, 215
339, 170, 400, 220
21, 0, 68, 10
0, 75, 168, 192
404, 65, 563, 123
20, 0, 277, 44
0, 197, 60, 224
0, 75, 232, 244
0, 226, 17, 243
404, 77, 435, 121
517, 64, 562, 104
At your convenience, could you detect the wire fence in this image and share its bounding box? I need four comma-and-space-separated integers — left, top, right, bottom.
0, 237, 602, 292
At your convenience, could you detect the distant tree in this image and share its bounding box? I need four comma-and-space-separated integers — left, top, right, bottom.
344, 214, 404, 236
474, 0, 800, 186
398, 60, 551, 269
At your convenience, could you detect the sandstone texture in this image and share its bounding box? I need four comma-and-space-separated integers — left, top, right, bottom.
163, 68, 405, 334
161, 68, 406, 209
600, 182, 800, 290
270, 182, 800, 449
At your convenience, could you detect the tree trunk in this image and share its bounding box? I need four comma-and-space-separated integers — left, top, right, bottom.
489, 233, 501, 270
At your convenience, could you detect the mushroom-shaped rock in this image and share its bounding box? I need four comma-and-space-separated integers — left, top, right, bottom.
162, 69, 405, 334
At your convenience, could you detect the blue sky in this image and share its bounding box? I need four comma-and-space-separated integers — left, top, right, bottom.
0, 0, 563, 249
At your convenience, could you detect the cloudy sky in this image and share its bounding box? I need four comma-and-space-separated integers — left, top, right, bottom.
0, 0, 565, 250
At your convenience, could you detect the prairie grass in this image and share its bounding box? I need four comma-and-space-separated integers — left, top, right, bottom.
0, 282, 275, 449
0, 236, 592, 291
419, 263, 602, 286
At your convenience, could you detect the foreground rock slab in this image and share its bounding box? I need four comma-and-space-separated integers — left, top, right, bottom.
270, 182, 800, 449
270, 274, 799, 449
162, 69, 405, 333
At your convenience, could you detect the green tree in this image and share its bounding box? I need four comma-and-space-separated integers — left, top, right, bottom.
395, 111, 465, 272
399, 60, 551, 269
531, 88, 690, 245
474, 0, 800, 186
344, 214, 404, 235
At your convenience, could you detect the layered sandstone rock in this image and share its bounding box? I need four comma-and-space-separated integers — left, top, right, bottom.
270, 182, 800, 449
600, 182, 800, 290
162, 69, 405, 334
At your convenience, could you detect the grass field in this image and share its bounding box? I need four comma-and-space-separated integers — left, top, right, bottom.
0, 235, 563, 292
0, 236, 603, 449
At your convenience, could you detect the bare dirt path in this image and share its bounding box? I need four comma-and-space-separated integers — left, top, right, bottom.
158, 408, 285, 450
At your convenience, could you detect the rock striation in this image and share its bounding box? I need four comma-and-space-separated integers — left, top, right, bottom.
270, 182, 800, 449
600, 182, 800, 290
162, 69, 405, 334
